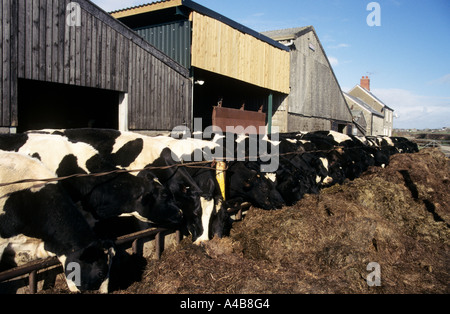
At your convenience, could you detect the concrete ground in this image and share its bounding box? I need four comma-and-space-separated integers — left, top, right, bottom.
440, 145, 450, 157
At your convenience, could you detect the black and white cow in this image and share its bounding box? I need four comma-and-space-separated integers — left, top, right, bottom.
0, 151, 114, 293
275, 131, 366, 197
298, 131, 368, 181
0, 133, 183, 228
226, 161, 285, 210
28, 129, 225, 243
390, 137, 419, 153
153, 136, 232, 240
298, 131, 419, 183
213, 133, 286, 210
370, 136, 419, 155
275, 134, 339, 199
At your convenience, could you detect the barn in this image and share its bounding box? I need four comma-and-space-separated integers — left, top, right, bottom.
111, 0, 291, 134
2, 0, 357, 136
0, 0, 192, 134
262, 27, 354, 134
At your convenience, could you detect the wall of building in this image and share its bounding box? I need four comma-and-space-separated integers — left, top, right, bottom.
384, 109, 394, 136
372, 115, 385, 136
352, 112, 367, 136
349, 86, 383, 113
135, 20, 191, 69
191, 12, 290, 94
348, 86, 394, 136
270, 94, 289, 133
0, 0, 192, 132
344, 95, 372, 136
287, 29, 352, 130
288, 114, 332, 133
0, 0, 18, 129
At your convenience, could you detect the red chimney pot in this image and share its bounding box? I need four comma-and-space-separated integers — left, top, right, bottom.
361, 76, 370, 91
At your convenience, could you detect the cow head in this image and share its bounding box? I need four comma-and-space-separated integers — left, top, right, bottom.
183, 166, 233, 243
145, 148, 205, 242
137, 170, 183, 226
194, 194, 233, 244
268, 180, 285, 209
228, 162, 281, 210
274, 166, 307, 206
62, 240, 115, 293
209, 200, 233, 239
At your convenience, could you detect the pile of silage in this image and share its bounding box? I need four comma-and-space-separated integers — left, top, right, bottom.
42, 149, 450, 294
119, 148, 449, 294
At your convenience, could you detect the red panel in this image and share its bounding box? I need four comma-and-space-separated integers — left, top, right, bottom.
212, 106, 266, 134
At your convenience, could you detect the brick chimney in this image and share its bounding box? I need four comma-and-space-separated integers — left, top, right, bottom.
360, 76, 370, 91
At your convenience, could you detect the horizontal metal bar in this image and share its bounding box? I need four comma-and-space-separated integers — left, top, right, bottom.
115, 228, 170, 245
0, 257, 60, 283
0, 227, 177, 287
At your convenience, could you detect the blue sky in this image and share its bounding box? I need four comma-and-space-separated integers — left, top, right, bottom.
92, 0, 450, 129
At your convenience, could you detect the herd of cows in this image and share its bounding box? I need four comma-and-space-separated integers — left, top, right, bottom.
0, 128, 418, 293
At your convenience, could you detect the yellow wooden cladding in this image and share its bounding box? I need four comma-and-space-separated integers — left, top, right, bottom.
191, 12, 290, 94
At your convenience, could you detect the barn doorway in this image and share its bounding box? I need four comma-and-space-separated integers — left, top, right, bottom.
193, 68, 271, 129
17, 79, 120, 133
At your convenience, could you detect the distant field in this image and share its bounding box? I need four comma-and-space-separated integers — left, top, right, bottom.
393, 131, 450, 157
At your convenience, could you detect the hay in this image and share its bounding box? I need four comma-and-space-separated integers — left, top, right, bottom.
44, 149, 450, 294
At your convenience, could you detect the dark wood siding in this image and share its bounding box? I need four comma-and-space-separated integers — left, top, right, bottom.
1, 0, 18, 127
16, 0, 130, 91
1, 0, 192, 131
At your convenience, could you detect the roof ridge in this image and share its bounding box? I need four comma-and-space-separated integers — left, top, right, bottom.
355, 85, 394, 111
262, 25, 313, 33
109, 0, 173, 14
344, 91, 384, 117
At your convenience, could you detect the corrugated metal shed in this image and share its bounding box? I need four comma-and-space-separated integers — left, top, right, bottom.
112, 0, 291, 94
111, 0, 288, 52
135, 20, 191, 69
112, 0, 291, 133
